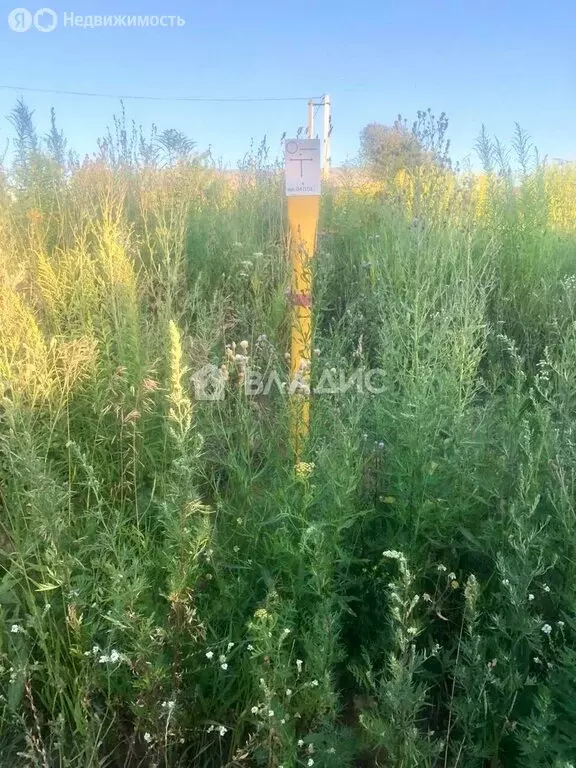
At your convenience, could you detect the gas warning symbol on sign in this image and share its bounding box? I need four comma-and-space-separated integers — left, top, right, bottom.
284, 139, 321, 197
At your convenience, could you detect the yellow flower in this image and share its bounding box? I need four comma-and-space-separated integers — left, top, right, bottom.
295, 462, 315, 480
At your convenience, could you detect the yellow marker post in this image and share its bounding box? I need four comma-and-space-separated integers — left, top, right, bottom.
285, 139, 321, 458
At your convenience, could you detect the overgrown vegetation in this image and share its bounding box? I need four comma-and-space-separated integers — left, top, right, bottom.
359, 109, 451, 177
1, 102, 576, 767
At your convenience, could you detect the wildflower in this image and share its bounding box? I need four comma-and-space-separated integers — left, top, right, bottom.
237, 517, 243, 525
295, 461, 315, 480
542, 624, 552, 635
221, 662, 228, 671
437, 564, 447, 573
534, 657, 541, 664
227, 642, 235, 652
207, 725, 215, 733
247, 644, 254, 651
296, 659, 303, 674
502, 579, 510, 587
268, 710, 274, 718
558, 621, 565, 628
144, 732, 152, 743
281, 718, 286, 724
448, 572, 457, 581
298, 739, 305, 747
308, 743, 315, 754
281, 628, 291, 639
218, 725, 228, 737
162, 700, 175, 713
310, 679, 319, 687
528, 594, 535, 601
451, 580, 459, 590
10, 625, 24, 634
240, 340, 249, 352
286, 689, 293, 696
407, 627, 418, 637
219, 654, 227, 664
250, 706, 259, 714
109, 650, 121, 664
308, 760, 315, 767
206, 651, 214, 660
327, 747, 336, 754
233, 545, 240, 553
543, 584, 551, 593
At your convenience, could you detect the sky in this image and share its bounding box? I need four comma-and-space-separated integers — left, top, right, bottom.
0, 0, 575, 169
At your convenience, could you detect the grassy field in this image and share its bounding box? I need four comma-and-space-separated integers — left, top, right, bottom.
2, 132, 576, 767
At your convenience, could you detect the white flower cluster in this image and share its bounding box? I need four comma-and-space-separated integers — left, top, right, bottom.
83, 645, 129, 665
205, 645, 233, 671
292, 358, 311, 397
99, 650, 129, 665
207, 724, 228, 736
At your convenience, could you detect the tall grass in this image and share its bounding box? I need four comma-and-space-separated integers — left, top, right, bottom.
1, 124, 576, 767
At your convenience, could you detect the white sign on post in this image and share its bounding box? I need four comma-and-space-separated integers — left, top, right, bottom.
285, 139, 321, 197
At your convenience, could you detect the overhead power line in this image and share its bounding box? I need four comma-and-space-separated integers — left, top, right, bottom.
0, 84, 323, 103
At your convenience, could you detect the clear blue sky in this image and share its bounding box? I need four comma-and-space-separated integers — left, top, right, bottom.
1, 0, 575, 168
